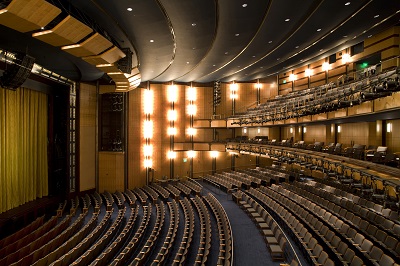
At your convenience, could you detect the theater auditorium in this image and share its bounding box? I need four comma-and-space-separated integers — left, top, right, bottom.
0, 0, 400, 265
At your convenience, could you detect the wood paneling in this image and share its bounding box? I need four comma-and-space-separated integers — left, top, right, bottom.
32, 15, 92, 47
79, 83, 96, 192
0, 0, 61, 32
98, 152, 125, 193
82, 46, 126, 65
62, 33, 113, 57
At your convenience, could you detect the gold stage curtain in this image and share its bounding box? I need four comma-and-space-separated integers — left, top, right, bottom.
0, 87, 48, 213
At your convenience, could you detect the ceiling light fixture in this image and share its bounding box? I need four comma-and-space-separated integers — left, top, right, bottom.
191, 23, 196, 26
345, 2, 350, 5
374, 14, 379, 18
317, 28, 321, 32
295, 46, 299, 48
235, 33, 240, 36
268, 40, 272, 44
242, 3, 247, 7
150, 39, 154, 42
127, 7, 133, 11
285, 18, 290, 22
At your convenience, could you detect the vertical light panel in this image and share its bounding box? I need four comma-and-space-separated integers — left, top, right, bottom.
143, 87, 153, 170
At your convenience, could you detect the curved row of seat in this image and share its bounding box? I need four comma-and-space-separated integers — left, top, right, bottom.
203, 193, 233, 266
191, 195, 212, 265
234, 190, 288, 262
171, 198, 194, 265
282, 182, 400, 261
152, 200, 180, 265
130, 203, 165, 265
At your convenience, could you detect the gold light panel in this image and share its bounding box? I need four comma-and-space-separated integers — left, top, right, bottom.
62, 33, 113, 57
0, 0, 61, 33
32, 15, 93, 47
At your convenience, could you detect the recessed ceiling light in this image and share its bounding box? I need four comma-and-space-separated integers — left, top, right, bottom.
268, 40, 272, 44
252, 55, 256, 57
235, 33, 240, 36
320, 49, 323, 51
295, 46, 299, 48
191, 23, 196, 26
192, 47, 196, 50
224, 52, 228, 55
186, 61, 189, 64
237, 66, 240, 68
285, 18, 290, 22
213, 64, 216, 66
343, 35, 348, 38
317, 28, 321, 32
345, 2, 350, 5
150, 39, 154, 42
242, 3, 247, 7
127, 7, 133, 11
300, 59, 304, 62
374, 14, 379, 18
260, 66, 263, 68
368, 35, 372, 38
277, 58, 280, 61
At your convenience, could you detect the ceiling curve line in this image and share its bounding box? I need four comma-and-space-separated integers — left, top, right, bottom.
149, 0, 177, 80
220, 0, 325, 81
90, 0, 140, 68
225, 0, 374, 80
194, 0, 273, 81
173, 0, 219, 81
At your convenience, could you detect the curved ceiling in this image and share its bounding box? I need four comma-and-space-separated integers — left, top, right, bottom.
1, 0, 399, 84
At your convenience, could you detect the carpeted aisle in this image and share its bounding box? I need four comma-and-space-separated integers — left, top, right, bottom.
200, 181, 282, 266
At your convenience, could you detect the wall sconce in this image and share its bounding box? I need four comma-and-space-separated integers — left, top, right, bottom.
305, 68, 313, 77
187, 127, 197, 136
322, 62, 330, 71
167, 151, 176, 159
167, 127, 177, 136
210, 150, 219, 158
289, 73, 297, 81
143, 120, 153, 138
230, 82, 238, 99
255, 82, 262, 89
257, 128, 261, 134
187, 87, 197, 101
167, 84, 178, 102
342, 53, 351, 64
290, 127, 293, 134
387, 122, 392, 133
243, 127, 247, 134
338, 125, 341, 133
303, 127, 307, 133
376, 124, 380, 132
167, 110, 177, 121
187, 150, 195, 158
143, 144, 153, 156
144, 159, 153, 168
143, 89, 153, 115
187, 104, 197, 116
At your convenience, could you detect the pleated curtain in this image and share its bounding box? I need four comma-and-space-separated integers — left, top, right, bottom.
0, 87, 48, 214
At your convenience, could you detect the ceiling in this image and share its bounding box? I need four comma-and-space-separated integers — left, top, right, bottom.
1, 0, 399, 84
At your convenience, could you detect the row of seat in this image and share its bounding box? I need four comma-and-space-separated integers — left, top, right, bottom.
34, 212, 99, 266
283, 182, 400, 261
152, 200, 180, 265
0, 215, 44, 251
51, 210, 112, 266
0, 215, 68, 265
191, 195, 212, 265
130, 203, 165, 265
268, 184, 399, 265
109, 204, 151, 266
170, 199, 190, 265
72, 207, 126, 266
234, 190, 288, 261
258, 185, 364, 265
203, 193, 233, 266
291, 181, 400, 236
91, 205, 139, 266
246, 187, 331, 266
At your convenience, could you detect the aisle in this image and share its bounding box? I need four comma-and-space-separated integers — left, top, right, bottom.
199, 181, 282, 266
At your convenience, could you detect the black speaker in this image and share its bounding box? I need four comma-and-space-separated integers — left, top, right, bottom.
0, 53, 35, 90
117, 48, 132, 74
